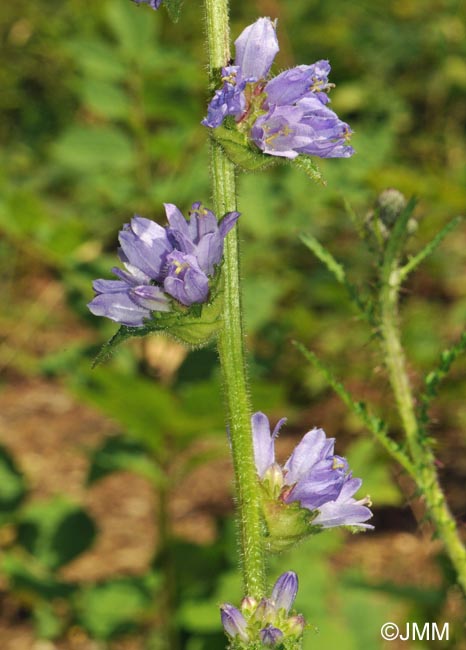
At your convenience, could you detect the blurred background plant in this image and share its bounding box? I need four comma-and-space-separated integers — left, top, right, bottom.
0, 0, 465, 648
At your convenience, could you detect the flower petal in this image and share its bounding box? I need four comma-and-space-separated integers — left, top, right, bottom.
130, 285, 171, 312
251, 412, 279, 478
234, 17, 279, 80
284, 427, 329, 485
87, 292, 149, 327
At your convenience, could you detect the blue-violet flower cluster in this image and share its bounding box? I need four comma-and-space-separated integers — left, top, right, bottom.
131, 0, 162, 9
203, 17, 354, 160
253, 412, 373, 530
221, 571, 305, 648
88, 203, 239, 327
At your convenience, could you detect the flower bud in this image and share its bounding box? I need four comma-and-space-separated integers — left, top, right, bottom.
240, 596, 258, 616
287, 614, 306, 637
252, 598, 276, 625
220, 604, 249, 642
376, 189, 407, 228
262, 463, 284, 498
260, 624, 284, 646
271, 571, 298, 614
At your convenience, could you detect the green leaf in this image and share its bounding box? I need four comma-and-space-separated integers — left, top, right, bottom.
93, 293, 224, 366
210, 127, 278, 172
0, 444, 27, 518
53, 126, 135, 173
300, 234, 375, 325
70, 364, 209, 450
301, 234, 346, 283
80, 79, 131, 120
106, 0, 154, 57
33, 601, 66, 640
87, 436, 163, 486
2, 553, 76, 601
164, 0, 184, 22
75, 577, 157, 639
419, 331, 466, 425
399, 215, 463, 283
17, 497, 97, 571
67, 39, 127, 81
291, 155, 325, 185
294, 341, 416, 477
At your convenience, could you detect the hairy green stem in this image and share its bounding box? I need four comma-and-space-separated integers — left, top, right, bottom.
380, 266, 466, 594
204, 0, 266, 598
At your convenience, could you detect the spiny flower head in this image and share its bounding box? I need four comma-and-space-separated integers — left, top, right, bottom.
88, 203, 239, 327
203, 17, 354, 160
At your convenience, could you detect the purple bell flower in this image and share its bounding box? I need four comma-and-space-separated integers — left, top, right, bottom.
252, 412, 373, 530
251, 98, 354, 159
203, 17, 354, 160
250, 105, 313, 159
166, 202, 240, 276
263, 61, 332, 107
131, 0, 162, 9
88, 203, 240, 326
163, 251, 209, 306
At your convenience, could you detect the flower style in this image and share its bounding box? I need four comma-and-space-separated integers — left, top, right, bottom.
132, 0, 162, 9
221, 571, 305, 648
88, 203, 239, 327
252, 412, 373, 530
203, 17, 354, 160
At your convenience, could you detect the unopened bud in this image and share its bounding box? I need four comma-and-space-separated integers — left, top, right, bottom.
262, 463, 284, 498
240, 596, 257, 616
260, 624, 284, 646
287, 614, 306, 637
252, 598, 276, 625
376, 189, 407, 228
220, 604, 249, 642
271, 571, 298, 614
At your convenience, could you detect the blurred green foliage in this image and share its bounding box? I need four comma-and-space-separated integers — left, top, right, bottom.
1, 0, 465, 647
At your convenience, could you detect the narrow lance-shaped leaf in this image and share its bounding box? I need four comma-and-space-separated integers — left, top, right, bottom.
398, 215, 463, 283
291, 155, 325, 185
210, 127, 278, 172
164, 0, 184, 22
293, 341, 416, 477
419, 331, 466, 425
300, 234, 376, 325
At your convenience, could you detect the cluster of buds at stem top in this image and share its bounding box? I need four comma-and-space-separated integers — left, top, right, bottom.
252, 412, 373, 552
203, 17, 354, 160
364, 188, 417, 249
88, 203, 239, 327
221, 572, 305, 649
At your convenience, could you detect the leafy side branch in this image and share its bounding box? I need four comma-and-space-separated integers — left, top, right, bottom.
299, 194, 466, 594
